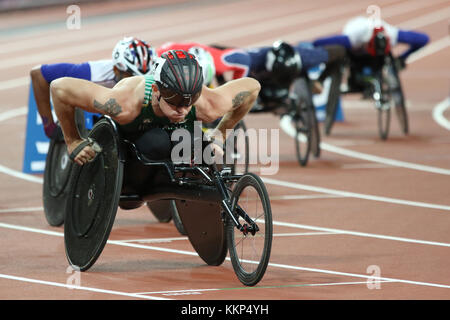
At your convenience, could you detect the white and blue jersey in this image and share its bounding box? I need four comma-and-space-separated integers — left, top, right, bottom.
313, 16, 429, 60
41, 59, 116, 88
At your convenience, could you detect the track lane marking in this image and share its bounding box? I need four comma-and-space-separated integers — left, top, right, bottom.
0, 273, 170, 300
279, 114, 450, 175
432, 97, 450, 130
2, 222, 448, 290
133, 280, 398, 295
263, 177, 450, 211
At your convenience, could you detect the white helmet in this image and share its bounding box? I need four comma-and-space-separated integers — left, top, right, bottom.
187, 46, 216, 86
112, 37, 157, 75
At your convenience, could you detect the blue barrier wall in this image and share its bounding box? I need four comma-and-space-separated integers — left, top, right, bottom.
23, 84, 50, 173
23, 83, 95, 174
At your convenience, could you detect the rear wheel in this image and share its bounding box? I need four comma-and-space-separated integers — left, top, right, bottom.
43, 108, 87, 226
292, 99, 312, 166
377, 107, 391, 140
387, 60, 408, 135
324, 64, 343, 136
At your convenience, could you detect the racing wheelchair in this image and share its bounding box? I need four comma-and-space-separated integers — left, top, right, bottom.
43, 112, 248, 236
62, 116, 273, 286
325, 51, 408, 140
248, 72, 321, 166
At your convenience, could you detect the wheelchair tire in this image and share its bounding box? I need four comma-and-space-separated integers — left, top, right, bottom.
388, 61, 409, 135
43, 138, 73, 227
227, 173, 272, 286
324, 64, 343, 136
293, 78, 321, 158
64, 117, 123, 271
42, 108, 87, 227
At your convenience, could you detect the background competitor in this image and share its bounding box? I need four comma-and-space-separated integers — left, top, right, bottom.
30, 36, 156, 139
312, 16, 429, 72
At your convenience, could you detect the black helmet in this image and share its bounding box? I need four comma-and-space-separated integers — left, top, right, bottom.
153, 49, 204, 107
367, 27, 391, 57
265, 41, 302, 86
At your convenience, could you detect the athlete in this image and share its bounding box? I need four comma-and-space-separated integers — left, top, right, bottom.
157, 42, 251, 82
30, 36, 156, 139
313, 16, 429, 68
50, 49, 261, 166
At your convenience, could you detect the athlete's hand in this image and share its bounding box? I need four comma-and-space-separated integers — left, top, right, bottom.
67, 139, 98, 166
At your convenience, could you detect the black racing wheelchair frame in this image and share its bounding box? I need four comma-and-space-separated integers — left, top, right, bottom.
249, 73, 321, 166
326, 51, 408, 140
64, 116, 273, 286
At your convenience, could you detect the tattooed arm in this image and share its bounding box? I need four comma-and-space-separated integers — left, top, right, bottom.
50, 76, 144, 161
196, 77, 260, 140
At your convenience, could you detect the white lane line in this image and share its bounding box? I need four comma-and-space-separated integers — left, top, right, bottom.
133, 280, 397, 295
269, 194, 346, 200
263, 177, 450, 211
341, 163, 392, 169
0, 163, 43, 184
116, 231, 338, 244
432, 97, 450, 130
279, 114, 450, 175
0, 76, 28, 91
321, 142, 450, 175
0, 105, 27, 121
0, 206, 43, 213
397, 7, 450, 30
407, 36, 450, 64
266, 262, 450, 289
117, 237, 188, 243
0, 273, 169, 300
270, 220, 450, 247
1, 222, 449, 289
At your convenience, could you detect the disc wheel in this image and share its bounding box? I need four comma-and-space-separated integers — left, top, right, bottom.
43, 138, 73, 226
227, 173, 272, 286
42, 108, 87, 226
64, 117, 123, 271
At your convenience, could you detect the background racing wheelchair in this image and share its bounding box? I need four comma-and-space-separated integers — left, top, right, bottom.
213, 42, 321, 167
62, 115, 273, 286
324, 30, 408, 140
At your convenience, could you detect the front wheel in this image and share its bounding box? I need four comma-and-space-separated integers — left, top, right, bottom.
378, 106, 391, 140
226, 173, 272, 286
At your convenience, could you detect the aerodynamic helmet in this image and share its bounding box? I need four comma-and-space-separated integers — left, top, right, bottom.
265, 40, 302, 86
367, 26, 391, 57
153, 49, 204, 107
188, 46, 216, 87
112, 37, 156, 75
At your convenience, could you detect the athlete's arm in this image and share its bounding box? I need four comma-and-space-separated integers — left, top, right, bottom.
397, 30, 429, 61
29, 62, 92, 138
312, 35, 352, 50
50, 76, 144, 162
196, 77, 260, 140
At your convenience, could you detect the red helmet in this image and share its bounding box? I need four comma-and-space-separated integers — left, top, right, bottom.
153, 50, 204, 107
367, 26, 391, 57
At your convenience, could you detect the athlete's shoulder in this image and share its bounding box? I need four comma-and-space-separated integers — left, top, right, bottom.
87, 59, 115, 83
